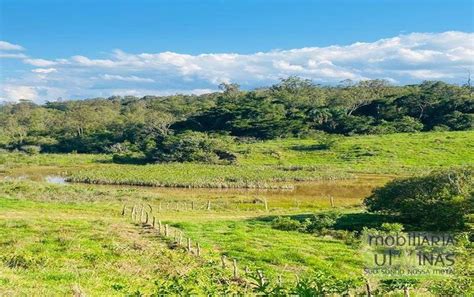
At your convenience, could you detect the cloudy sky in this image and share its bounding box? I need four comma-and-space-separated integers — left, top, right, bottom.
1, 0, 473, 102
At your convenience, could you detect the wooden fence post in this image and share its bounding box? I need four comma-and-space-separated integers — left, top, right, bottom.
152, 216, 155, 228
158, 220, 162, 234
257, 270, 265, 285
192, 201, 195, 210
264, 198, 268, 212
145, 212, 149, 224
207, 200, 211, 211
176, 202, 179, 211
221, 255, 227, 268
165, 224, 169, 237
147, 203, 153, 214
330, 196, 335, 208
187, 238, 192, 253
366, 279, 372, 297
121, 205, 126, 216
232, 259, 238, 278
196, 242, 201, 256
131, 205, 136, 221
403, 286, 410, 297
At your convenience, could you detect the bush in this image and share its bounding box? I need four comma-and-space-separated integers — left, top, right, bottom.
319, 229, 358, 245
291, 271, 361, 296
364, 167, 473, 230
392, 116, 424, 132
20, 145, 41, 155
432, 124, 450, 132
305, 212, 341, 233
380, 222, 404, 233
150, 131, 236, 164
315, 134, 337, 150
443, 111, 473, 130
379, 278, 420, 294
429, 277, 474, 296
271, 212, 342, 234
271, 217, 303, 231
106, 141, 136, 154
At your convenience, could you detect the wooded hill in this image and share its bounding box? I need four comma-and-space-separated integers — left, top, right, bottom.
1, 78, 472, 156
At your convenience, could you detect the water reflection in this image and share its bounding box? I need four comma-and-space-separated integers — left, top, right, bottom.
45, 175, 67, 185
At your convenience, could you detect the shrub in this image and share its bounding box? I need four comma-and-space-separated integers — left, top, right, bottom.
291, 272, 361, 295
429, 277, 474, 296
364, 167, 473, 230
315, 134, 337, 150
379, 278, 420, 294
319, 229, 358, 245
443, 111, 473, 130
305, 212, 341, 233
392, 116, 424, 132
380, 223, 404, 233
20, 145, 41, 155
150, 131, 236, 164
271, 216, 303, 231
106, 141, 136, 154
432, 124, 450, 132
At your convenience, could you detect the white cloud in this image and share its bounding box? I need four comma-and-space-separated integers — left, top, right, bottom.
55, 31, 473, 85
399, 69, 453, 80
1, 31, 473, 102
99, 74, 155, 83
107, 88, 215, 97
23, 58, 58, 67
0, 85, 38, 101
32, 68, 57, 74
71, 55, 116, 67
0, 53, 27, 59
0, 41, 24, 51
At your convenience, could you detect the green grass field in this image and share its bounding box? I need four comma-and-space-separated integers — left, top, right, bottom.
0, 131, 472, 295
3, 131, 471, 188
0, 180, 365, 295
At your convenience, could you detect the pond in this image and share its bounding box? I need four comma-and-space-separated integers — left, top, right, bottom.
1, 167, 391, 209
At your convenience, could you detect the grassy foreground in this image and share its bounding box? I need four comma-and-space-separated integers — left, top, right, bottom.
0, 131, 472, 295
0, 180, 364, 295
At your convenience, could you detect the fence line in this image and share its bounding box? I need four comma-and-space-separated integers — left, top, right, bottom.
120, 203, 373, 296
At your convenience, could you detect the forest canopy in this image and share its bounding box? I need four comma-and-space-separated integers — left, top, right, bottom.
1, 77, 473, 161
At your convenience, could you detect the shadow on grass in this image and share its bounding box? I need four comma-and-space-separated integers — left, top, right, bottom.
95, 154, 148, 165
252, 212, 396, 232
290, 144, 330, 151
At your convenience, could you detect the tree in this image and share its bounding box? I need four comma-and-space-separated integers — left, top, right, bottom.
148, 131, 236, 164
143, 110, 175, 137
332, 79, 392, 116
218, 82, 240, 95
0, 78, 472, 152
364, 167, 473, 230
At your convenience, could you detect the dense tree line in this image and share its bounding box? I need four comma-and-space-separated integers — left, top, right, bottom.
0, 77, 472, 161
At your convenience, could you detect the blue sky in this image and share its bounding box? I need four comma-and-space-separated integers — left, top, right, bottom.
0, 0, 473, 102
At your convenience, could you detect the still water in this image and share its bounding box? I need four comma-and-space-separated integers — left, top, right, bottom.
1, 168, 391, 209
